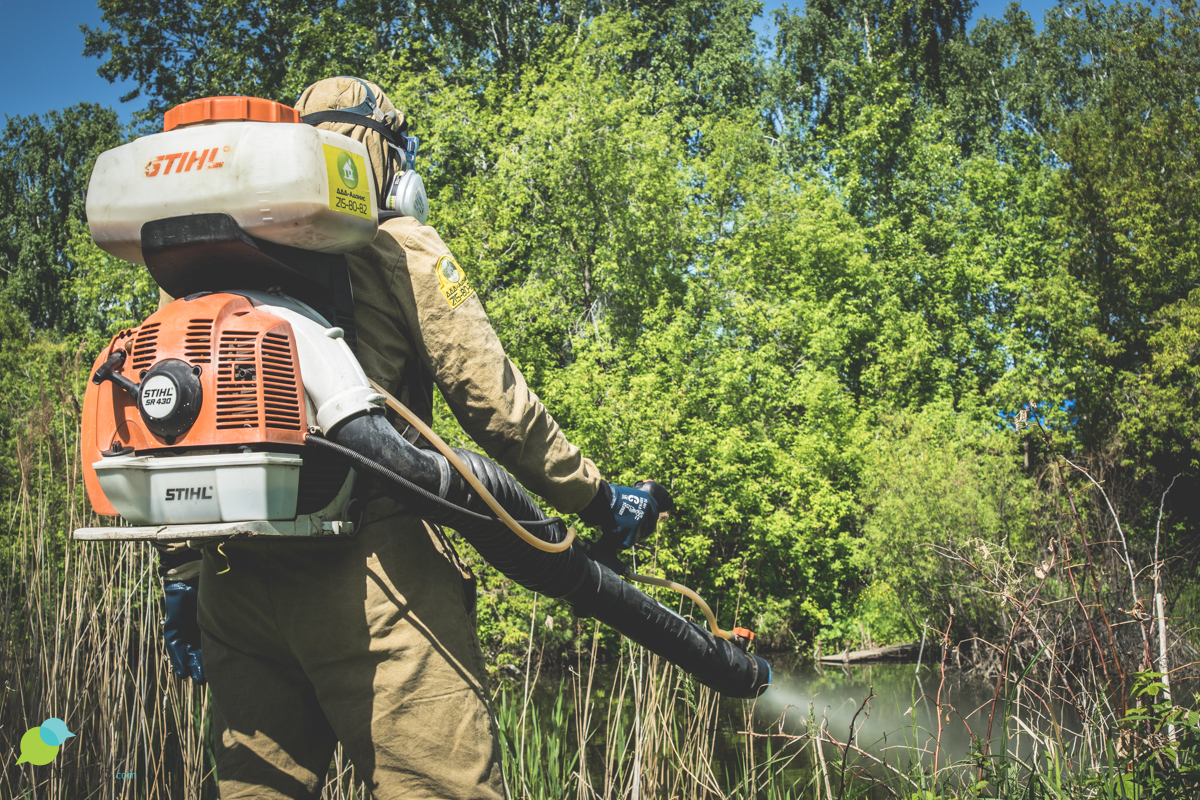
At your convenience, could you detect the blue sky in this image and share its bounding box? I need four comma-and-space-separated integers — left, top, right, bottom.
1, 0, 1058, 124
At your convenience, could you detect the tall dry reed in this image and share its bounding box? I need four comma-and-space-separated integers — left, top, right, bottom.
5, 390, 1196, 799
0, 387, 373, 799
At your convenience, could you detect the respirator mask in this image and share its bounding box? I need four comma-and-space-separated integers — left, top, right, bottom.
300, 77, 430, 224
383, 136, 428, 224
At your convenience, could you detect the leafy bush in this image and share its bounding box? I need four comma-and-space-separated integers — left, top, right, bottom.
857, 402, 1047, 643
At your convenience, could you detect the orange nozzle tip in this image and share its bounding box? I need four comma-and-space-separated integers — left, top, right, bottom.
733, 627, 755, 642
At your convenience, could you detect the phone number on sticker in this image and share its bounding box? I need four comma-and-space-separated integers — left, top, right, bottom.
335, 196, 369, 215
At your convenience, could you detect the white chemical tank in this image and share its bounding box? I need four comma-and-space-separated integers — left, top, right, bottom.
86, 96, 379, 263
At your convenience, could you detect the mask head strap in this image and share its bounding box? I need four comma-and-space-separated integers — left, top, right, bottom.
300, 109, 407, 149
299, 77, 416, 173
330, 76, 379, 117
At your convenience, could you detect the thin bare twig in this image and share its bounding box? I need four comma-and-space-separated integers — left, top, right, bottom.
1061, 455, 1153, 669
933, 610, 954, 773
836, 686, 876, 800
1028, 407, 1124, 702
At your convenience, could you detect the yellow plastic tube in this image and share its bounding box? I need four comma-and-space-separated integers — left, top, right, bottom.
627, 572, 733, 641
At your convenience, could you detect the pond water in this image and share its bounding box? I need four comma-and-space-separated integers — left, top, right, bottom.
749, 657, 1085, 769
513, 651, 1096, 793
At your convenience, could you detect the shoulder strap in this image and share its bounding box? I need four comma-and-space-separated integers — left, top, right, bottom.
301, 110, 412, 151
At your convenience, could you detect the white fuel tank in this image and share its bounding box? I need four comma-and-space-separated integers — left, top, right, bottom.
87, 120, 379, 263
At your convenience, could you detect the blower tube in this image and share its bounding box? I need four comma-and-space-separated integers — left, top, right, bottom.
326, 413, 771, 698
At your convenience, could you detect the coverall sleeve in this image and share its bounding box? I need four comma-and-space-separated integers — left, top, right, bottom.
386, 221, 603, 514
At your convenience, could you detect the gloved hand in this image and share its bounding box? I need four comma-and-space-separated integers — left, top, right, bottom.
580, 480, 675, 553
163, 566, 205, 684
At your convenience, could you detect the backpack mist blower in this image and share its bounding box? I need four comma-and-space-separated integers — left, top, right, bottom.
75, 96, 771, 699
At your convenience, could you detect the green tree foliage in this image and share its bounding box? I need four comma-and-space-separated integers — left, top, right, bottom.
5, 0, 1199, 657
771, 0, 974, 156
66, 218, 157, 339
0, 303, 89, 540
0, 104, 124, 330
83, 0, 767, 125
857, 402, 1044, 639
544, 188, 874, 642
427, 19, 693, 365
1122, 289, 1200, 474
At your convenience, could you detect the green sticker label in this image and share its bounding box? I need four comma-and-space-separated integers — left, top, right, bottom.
336, 151, 359, 188
322, 144, 371, 219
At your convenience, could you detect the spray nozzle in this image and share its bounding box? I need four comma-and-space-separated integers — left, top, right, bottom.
731, 627, 756, 652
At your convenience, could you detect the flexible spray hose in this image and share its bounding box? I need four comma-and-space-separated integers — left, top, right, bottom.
368, 379, 576, 554
366, 379, 731, 640
627, 573, 732, 641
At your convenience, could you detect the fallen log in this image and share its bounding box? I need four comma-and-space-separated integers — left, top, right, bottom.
818, 642, 924, 663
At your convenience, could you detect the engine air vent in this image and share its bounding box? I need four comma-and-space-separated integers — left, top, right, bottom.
184, 319, 214, 364
130, 323, 161, 371
216, 331, 259, 429
261, 332, 302, 431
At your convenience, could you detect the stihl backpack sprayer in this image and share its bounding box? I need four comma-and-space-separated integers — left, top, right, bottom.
75, 96, 770, 698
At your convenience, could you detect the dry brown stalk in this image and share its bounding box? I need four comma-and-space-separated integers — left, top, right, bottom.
835, 687, 875, 800
1028, 408, 1125, 700
933, 609, 954, 774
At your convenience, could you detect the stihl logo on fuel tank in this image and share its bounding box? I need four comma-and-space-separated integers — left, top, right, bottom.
145, 148, 225, 177
165, 487, 214, 501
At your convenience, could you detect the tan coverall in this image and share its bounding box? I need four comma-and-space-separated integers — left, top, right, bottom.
188, 80, 603, 799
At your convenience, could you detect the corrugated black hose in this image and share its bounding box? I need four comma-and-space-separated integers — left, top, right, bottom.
324, 413, 771, 697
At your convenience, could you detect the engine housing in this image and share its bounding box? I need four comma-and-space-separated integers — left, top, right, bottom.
81, 291, 363, 532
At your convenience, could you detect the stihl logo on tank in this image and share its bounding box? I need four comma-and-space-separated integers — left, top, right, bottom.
165, 487, 214, 501
145, 147, 227, 177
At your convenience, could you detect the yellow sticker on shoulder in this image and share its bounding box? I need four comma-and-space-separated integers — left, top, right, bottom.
435, 255, 474, 309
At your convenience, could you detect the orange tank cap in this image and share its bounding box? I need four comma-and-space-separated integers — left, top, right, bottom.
164, 96, 302, 132
733, 627, 756, 642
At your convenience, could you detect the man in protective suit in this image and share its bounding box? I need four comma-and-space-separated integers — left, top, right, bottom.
158, 76, 663, 800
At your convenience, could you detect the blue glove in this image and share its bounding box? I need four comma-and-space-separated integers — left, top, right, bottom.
580, 480, 674, 552
163, 578, 206, 684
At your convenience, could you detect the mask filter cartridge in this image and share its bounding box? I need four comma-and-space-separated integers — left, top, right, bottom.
386, 171, 429, 224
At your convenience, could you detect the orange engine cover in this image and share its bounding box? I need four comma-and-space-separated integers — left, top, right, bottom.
82, 292, 308, 517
